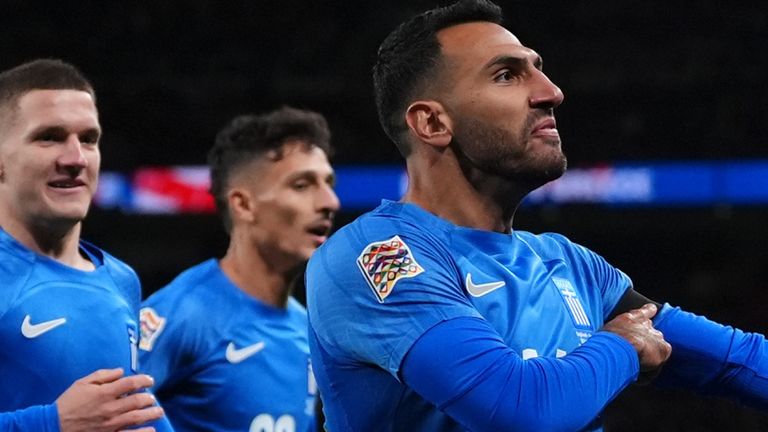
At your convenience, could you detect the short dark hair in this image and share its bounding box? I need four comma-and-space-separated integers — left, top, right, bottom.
0, 59, 95, 116
373, 0, 503, 156
208, 106, 332, 233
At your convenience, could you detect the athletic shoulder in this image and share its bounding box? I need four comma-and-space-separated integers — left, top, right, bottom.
516, 231, 631, 317
0, 231, 36, 316
95, 243, 141, 291
309, 201, 457, 307
316, 200, 452, 263
514, 230, 603, 263
139, 259, 226, 357
515, 230, 576, 252
307, 202, 479, 374
143, 259, 223, 321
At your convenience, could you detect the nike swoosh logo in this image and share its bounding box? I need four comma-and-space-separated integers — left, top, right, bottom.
226, 341, 266, 364
465, 273, 505, 297
21, 315, 67, 338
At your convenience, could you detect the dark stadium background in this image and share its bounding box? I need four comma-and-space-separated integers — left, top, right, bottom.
2, 1, 767, 430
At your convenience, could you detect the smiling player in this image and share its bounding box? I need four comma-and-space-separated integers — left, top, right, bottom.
0, 59, 171, 432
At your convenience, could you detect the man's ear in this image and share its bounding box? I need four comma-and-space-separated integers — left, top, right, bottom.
227, 187, 256, 224
405, 100, 453, 148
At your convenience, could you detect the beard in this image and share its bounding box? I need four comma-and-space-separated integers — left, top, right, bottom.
451, 111, 567, 189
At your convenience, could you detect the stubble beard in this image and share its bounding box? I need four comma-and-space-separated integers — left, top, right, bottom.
453, 113, 568, 190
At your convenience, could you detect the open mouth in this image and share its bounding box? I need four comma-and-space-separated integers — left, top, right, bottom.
48, 179, 86, 189
306, 220, 333, 241
307, 224, 331, 237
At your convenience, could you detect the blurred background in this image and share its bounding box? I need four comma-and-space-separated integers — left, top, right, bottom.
2, 0, 767, 429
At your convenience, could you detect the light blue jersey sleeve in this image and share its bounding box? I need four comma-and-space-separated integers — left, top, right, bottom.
0, 402, 173, 432
654, 304, 768, 411
308, 217, 482, 377
0, 405, 59, 432
403, 316, 639, 431
139, 297, 197, 393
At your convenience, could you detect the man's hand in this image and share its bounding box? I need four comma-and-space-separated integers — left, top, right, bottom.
602, 303, 672, 376
55, 368, 164, 432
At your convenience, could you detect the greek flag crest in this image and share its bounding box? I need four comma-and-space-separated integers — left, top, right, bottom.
552, 277, 592, 330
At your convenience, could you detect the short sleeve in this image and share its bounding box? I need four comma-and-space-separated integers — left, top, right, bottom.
307, 222, 481, 378
100, 248, 143, 315
138, 298, 194, 390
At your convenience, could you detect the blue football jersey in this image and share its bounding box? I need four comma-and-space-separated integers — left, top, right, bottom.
307, 200, 633, 431
0, 228, 150, 427
140, 259, 317, 432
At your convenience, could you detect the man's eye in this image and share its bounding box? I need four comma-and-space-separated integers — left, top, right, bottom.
81, 135, 99, 145
37, 134, 58, 142
494, 70, 514, 82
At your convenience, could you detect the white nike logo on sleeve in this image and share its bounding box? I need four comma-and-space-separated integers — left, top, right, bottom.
226, 341, 266, 364
465, 273, 506, 297
21, 315, 67, 338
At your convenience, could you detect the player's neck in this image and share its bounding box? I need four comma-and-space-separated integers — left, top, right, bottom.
0, 215, 92, 269
403, 156, 524, 233
219, 240, 294, 308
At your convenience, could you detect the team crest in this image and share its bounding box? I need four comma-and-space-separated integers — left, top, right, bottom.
552, 277, 592, 331
139, 307, 166, 351
357, 235, 424, 302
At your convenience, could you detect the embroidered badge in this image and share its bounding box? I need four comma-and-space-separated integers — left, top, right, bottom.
357, 235, 424, 302
552, 277, 592, 331
139, 307, 166, 351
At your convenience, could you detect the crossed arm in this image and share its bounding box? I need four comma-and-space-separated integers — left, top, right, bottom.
401, 289, 768, 431
401, 302, 670, 431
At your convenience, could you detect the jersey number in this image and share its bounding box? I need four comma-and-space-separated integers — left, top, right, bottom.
250, 414, 296, 432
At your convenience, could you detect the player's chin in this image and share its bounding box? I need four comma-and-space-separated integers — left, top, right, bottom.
302, 244, 321, 260
301, 239, 326, 259
47, 202, 91, 221
539, 162, 567, 184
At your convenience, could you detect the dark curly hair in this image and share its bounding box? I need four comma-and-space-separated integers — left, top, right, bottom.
208, 106, 332, 233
